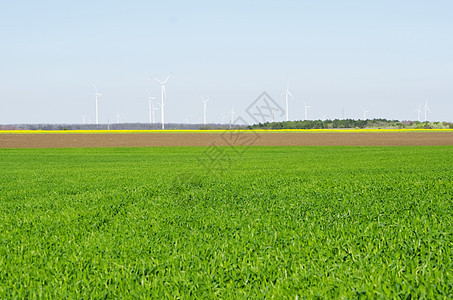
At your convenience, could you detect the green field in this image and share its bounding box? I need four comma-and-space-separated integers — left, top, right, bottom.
0, 146, 452, 298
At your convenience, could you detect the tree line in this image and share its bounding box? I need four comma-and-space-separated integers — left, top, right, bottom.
247, 119, 453, 129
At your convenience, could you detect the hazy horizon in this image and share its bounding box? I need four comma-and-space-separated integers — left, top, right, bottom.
1, 1, 452, 124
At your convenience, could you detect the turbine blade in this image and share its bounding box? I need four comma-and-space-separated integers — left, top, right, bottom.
152, 77, 162, 84
287, 91, 294, 98
162, 73, 172, 85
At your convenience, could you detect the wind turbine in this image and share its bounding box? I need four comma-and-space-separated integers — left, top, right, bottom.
424, 99, 431, 122
116, 113, 121, 124
281, 79, 294, 121
201, 96, 209, 125
361, 107, 369, 120
152, 73, 171, 129
304, 102, 311, 121
82, 114, 86, 125
146, 90, 157, 124
270, 107, 279, 122
413, 104, 422, 122
151, 102, 159, 125
230, 107, 235, 129
94, 86, 102, 125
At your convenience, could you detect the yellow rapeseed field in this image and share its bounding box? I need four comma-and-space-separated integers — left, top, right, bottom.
0, 128, 452, 134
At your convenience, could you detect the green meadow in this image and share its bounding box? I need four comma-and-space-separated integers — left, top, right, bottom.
0, 146, 452, 298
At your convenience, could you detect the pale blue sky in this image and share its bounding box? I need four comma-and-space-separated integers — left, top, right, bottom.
1, 0, 452, 124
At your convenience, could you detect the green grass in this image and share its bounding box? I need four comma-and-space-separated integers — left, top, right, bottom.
0, 146, 452, 298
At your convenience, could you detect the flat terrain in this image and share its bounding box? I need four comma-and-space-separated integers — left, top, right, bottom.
0, 146, 452, 298
0, 130, 452, 148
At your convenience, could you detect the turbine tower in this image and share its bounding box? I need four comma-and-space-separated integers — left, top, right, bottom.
281, 80, 294, 121
361, 107, 369, 120
147, 90, 157, 124
304, 102, 311, 121
94, 86, 102, 125
230, 107, 235, 129
413, 104, 422, 122
201, 96, 209, 125
152, 73, 171, 129
270, 107, 279, 122
151, 102, 159, 125
424, 99, 431, 122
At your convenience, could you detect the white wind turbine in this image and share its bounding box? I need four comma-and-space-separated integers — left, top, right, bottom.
281, 80, 294, 121
152, 73, 172, 129
413, 104, 422, 122
201, 96, 209, 125
146, 90, 157, 124
424, 99, 431, 122
361, 107, 370, 120
230, 107, 236, 128
270, 107, 279, 122
94, 86, 102, 125
116, 113, 121, 124
151, 102, 159, 125
304, 102, 311, 121
82, 114, 86, 125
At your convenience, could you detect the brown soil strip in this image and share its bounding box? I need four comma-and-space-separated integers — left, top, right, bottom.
0, 132, 452, 149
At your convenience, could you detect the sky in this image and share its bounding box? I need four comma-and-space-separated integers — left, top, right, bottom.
1, 0, 452, 125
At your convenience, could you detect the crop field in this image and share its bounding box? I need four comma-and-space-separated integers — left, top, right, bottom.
0, 146, 452, 298
1, 129, 453, 148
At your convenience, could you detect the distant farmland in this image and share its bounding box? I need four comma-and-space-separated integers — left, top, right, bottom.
0, 129, 452, 148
